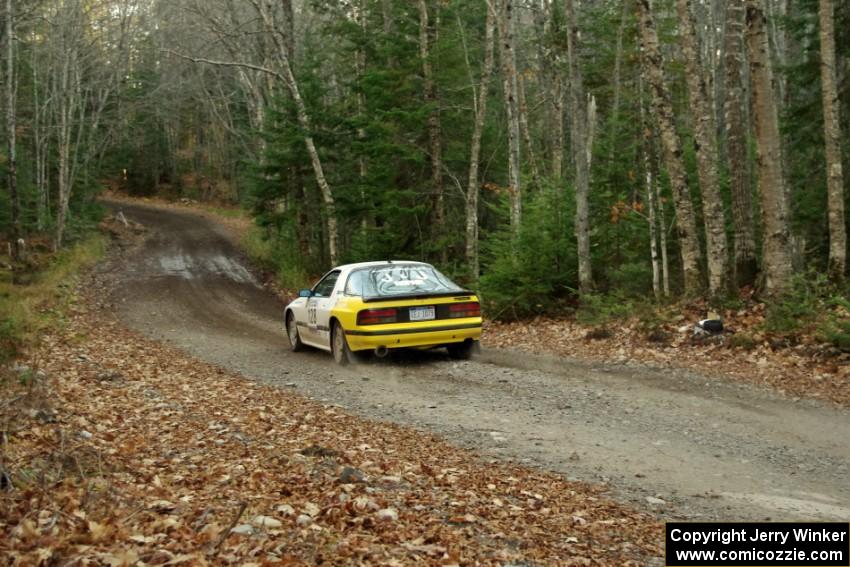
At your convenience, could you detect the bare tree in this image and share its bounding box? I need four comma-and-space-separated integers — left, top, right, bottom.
354, 0, 372, 234
639, 74, 663, 300
31, 38, 50, 231
606, 0, 629, 169
49, 0, 133, 249
243, 0, 339, 265
51, 0, 84, 250
643, 130, 662, 300
4, 0, 20, 259
637, 0, 703, 296
723, 0, 757, 286
465, 1, 496, 281
517, 73, 540, 188
419, 0, 445, 258
535, 0, 564, 180
746, 0, 794, 294
677, 0, 728, 298
564, 0, 593, 293
497, 0, 522, 236
818, 0, 846, 282
185, 0, 274, 161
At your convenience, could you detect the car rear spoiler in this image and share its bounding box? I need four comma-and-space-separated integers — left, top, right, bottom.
361, 290, 475, 303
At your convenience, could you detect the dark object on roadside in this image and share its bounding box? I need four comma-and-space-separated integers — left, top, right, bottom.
697, 319, 723, 334
690, 318, 728, 345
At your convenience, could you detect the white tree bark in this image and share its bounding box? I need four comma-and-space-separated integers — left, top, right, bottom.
818, 0, 846, 281
658, 173, 671, 297
677, 0, 728, 297
564, 0, 593, 293
245, 0, 339, 265
497, 0, 522, 237
31, 43, 50, 231
419, 0, 445, 258
517, 73, 540, 188
465, 1, 496, 281
637, 0, 704, 296
645, 152, 662, 300
53, 2, 79, 250
5, 0, 20, 259
746, 0, 794, 294
534, 0, 563, 180
606, 0, 629, 168
640, 74, 665, 299
47, 0, 133, 248
355, 0, 370, 232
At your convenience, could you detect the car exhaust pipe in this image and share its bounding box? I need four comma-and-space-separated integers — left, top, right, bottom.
374, 346, 389, 358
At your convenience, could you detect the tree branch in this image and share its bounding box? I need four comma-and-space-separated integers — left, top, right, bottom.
160, 49, 285, 84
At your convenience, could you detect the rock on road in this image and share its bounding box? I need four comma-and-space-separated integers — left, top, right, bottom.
107, 201, 850, 523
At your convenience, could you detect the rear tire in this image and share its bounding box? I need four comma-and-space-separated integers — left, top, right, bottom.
331, 322, 351, 365
286, 312, 304, 352
447, 340, 477, 360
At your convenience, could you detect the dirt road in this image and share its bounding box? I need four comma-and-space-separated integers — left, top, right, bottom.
105, 201, 850, 523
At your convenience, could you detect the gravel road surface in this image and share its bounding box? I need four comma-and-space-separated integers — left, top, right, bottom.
103, 201, 850, 523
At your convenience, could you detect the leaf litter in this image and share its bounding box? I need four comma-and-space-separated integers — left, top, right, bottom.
485, 305, 850, 408
1, 295, 661, 564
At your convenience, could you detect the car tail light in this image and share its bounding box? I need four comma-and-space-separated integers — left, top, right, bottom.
357, 308, 398, 325
448, 302, 480, 318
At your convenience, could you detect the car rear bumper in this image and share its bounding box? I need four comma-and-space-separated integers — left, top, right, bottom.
345, 322, 482, 351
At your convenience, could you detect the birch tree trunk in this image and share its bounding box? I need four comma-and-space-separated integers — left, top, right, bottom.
677, 0, 728, 297
637, 0, 704, 296
535, 1, 563, 180
419, 0, 445, 257
517, 74, 540, 188
247, 0, 339, 265
724, 0, 758, 286
818, 0, 846, 282
551, 78, 565, 180
5, 0, 20, 260
639, 75, 661, 300
283, 58, 339, 266
54, 8, 78, 251
355, 0, 371, 233
645, 147, 662, 300
607, 0, 629, 168
657, 161, 671, 296
497, 0, 522, 236
466, 1, 496, 281
564, 0, 593, 293
746, 0, 794, 294
32, 44, 49, 231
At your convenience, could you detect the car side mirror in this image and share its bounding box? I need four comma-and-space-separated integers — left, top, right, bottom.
299, 289, 313, 298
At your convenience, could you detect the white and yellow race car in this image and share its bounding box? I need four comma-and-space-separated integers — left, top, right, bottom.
284, 261, 482, 364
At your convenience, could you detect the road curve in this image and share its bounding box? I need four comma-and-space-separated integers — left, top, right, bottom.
105, 201, 850, 522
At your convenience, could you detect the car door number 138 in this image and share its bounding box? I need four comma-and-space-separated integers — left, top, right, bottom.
308, 304, 317, 325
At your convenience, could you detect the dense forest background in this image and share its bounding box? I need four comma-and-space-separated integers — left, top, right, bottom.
1, 0, 849, 317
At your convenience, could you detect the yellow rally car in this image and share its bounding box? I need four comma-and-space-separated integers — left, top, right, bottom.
284, 261, 482, 364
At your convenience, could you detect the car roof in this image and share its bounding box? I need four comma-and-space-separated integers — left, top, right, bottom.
333, 260, 431, 272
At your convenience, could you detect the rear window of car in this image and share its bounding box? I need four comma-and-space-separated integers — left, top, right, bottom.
345, 264, 464, 298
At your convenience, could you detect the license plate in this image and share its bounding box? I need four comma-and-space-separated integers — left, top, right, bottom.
409, 306, 435, 321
